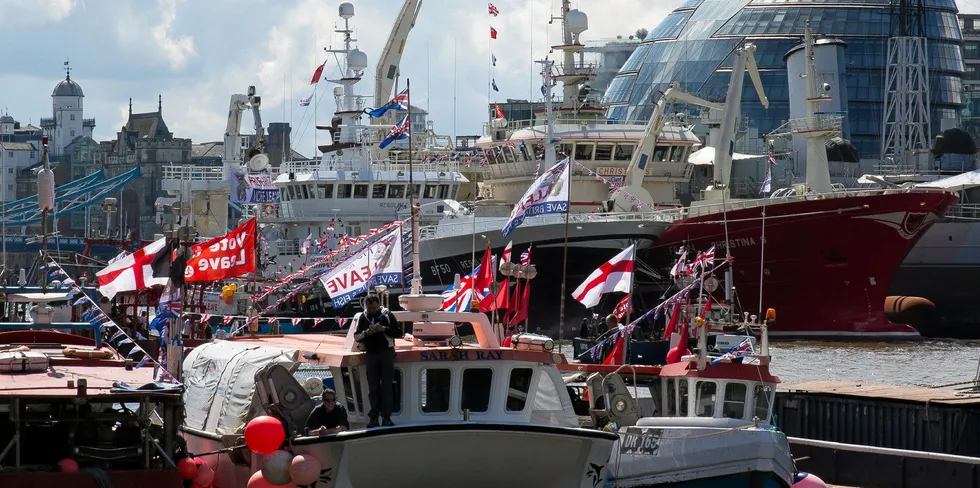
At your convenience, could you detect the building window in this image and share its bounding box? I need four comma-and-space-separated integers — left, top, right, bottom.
5, 152, 10, 158
70, 130, 75, 137
70, 114, 75, 121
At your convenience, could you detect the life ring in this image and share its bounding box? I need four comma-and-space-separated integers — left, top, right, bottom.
0, 345, 30, 353
63, 348, 114, 360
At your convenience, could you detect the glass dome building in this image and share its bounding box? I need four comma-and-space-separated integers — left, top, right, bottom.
603, 0, 964, 160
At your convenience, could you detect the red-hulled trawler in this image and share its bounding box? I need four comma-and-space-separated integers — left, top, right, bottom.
655, 189, 956, 338
649, 26, 957, 338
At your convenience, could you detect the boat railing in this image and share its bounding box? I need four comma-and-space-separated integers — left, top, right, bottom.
789, 114, 843, 134
276, 158, 463, 176
944, 203, 980, 221
161, 164, 225, 181
417, 210, 676, 241
685, 187, 943, 218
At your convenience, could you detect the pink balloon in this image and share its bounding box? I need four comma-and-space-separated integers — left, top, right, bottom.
289, 454, 322, 485
244, 416, 286, 455
193, 461, 215, 486
58, 458, 78, 473
247, 470, 297, 488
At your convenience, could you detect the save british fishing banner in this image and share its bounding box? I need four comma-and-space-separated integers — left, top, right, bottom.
184, 218, 257, 282
319, 226, 403, 307
502, 157, 570, 239
231, 170, 281, 204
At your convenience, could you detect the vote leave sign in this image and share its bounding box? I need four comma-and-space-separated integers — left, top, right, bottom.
184, 218, 257, 282
319, 226, 403, 307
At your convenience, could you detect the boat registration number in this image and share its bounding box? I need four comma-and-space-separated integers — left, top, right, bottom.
619, 427, 663, 456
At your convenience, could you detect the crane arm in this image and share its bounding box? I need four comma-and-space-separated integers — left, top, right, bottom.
374, 0, 423, 104
623, 82, 724, 188
224, 94, 250, 162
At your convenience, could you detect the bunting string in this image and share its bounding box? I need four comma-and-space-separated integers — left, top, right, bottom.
42, 255, 175, 380
582, 258, 733, 361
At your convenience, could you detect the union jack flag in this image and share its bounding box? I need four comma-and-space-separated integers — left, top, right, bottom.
441, 265, 488, 312
710, 337, 754, 365
488, 3, 499, 16
691, 246, 715, 272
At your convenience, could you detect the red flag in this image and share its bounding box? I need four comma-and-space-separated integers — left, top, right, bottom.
184, 219, 257, 282
511, 279, 531, 326
310, 61, 326, 85
490, 27, 498, 39
506, 280, 522, 325
494, 279, 510, 310
474, 243, 494, 293
602, 335, 626, 366
495, 104, 504, 119
661, 300, 684, 340
613, 294, 632, 322
666, 319, 691, 364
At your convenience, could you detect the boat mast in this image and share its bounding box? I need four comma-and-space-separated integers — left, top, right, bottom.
536, 57, 557, 176
407, 78, 421, 296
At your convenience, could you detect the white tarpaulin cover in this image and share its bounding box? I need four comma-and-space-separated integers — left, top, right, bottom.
688, 146, 767, 166
182, 340, 298, 434
916, 169, 980, 192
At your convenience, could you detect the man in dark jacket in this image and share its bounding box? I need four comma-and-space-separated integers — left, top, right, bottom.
353, 295, 401, 427
305, 388, 350, 435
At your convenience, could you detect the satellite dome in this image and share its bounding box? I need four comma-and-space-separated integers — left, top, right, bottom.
347, 48, 368, 72
825, 137, 860, 163
52, 78, 84, 97
932, 128, 977, 157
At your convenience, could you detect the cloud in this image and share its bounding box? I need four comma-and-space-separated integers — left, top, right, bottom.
0, 0, 78, 22
114, 0, 195, 70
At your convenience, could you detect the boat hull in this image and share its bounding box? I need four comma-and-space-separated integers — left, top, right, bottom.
607, 420, 794, 488
652, 191, 957, 338
187, 423, 618, 488
0, 469, 183, 488
891, 221, 980, 338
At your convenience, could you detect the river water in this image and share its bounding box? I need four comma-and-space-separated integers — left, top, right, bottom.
769, 340, 980, 387
563, 340, 980, 387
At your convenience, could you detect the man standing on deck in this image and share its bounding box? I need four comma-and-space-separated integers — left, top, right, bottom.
354, 295, 402, 427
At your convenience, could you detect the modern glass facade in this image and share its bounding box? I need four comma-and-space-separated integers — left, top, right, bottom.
604, 0, 964, 159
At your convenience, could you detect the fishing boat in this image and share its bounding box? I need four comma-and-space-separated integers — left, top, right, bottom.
0, 294, 184, 488
181, 290, 618, 487
560, 270, 795, 487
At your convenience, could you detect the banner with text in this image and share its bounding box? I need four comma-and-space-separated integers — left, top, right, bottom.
319, 226, 403, 307
502, 157, 570, 239
231, 171, 281, 204
184, 218, 257, 282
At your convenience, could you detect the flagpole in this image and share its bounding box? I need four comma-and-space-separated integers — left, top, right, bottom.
557, 161, 570, 343
758, 205, 766, 315
407, 78, 422, 296
626, 239, 635, 325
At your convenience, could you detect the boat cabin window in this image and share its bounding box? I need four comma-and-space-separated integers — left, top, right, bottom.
337, 184, 352, 198
754, 384, 774, 421
574, 143, 594, 160
559, 144, 573, 159
614, 144, 634, 161
438, 184, 450, 199
388, 184, 405, 199
653, 146, 669, 162
420, 368, 451, 413
665, 379, 677, 416
461, 368, 493, 413
353, 184, 368, 199
372, 184, 387, 199
317, 183, 333, 198
287, 185, 297, 200
669, 146, 685, 163
678, 379, 689, 416
696, 381, 717, 417
533, 371, 564, 412
724, 382, 747, 419
341, 367, 365, 414
423, 185, 437, 199
594, 144, 614, 161
506, 368, 534, 411
413, 184, 422, 198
